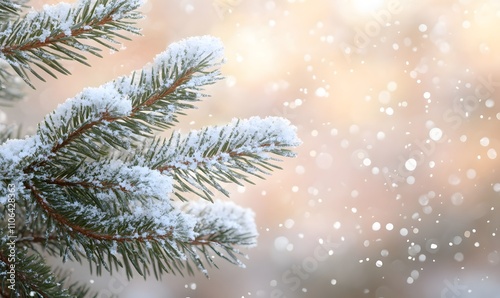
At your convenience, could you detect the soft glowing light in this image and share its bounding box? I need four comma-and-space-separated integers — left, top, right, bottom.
353, 0, 385, 13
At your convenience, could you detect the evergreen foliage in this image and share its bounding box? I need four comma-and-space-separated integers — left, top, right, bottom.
0, 0, 300, 296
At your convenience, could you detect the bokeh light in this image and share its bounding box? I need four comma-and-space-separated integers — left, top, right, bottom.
3, 0, 500, 297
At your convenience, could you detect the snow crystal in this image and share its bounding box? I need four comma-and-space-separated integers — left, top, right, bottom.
93, 4, 107, 19
37, 29, 52, 42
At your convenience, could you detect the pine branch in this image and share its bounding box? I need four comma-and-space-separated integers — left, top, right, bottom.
32, 36, 224, 166
24, 181, 193, 277
9, 182, 258, 279
0, 0, 144, 88
0, 247, 93, 298
0, 32, 301, 295
135, 116, 301, 201
179, 201, 258, 276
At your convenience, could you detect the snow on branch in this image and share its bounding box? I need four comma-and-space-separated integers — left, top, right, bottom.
137, 116, 301, 201
0, 33, 301, 283
117, 35, 225, 132
22, 181, 259, 278
37, 83, 134, 157
61, 159, 174, 198
23, 180, 199, 278
0, 135, 49, 181
150, 35, 225, 88
187, 200, 258, 247
0, 0, 144, 87
36, 35, 225, 161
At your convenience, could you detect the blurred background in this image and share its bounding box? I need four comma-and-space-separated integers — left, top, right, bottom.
3, 0, 500, 297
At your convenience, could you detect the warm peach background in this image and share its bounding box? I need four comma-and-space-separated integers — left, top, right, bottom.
4, 0, 500, 297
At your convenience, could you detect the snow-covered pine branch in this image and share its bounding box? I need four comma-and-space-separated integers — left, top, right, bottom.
0, 248, 94, 297
0, 25, 300, 296
0, 0, 144, 88
34, 35, 224, 163
128, 116, 301, 201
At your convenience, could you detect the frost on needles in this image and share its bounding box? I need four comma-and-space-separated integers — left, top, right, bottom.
0, 3, 301, 295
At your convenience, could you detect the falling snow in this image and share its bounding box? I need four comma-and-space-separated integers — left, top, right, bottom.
3, 0, 500, 297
